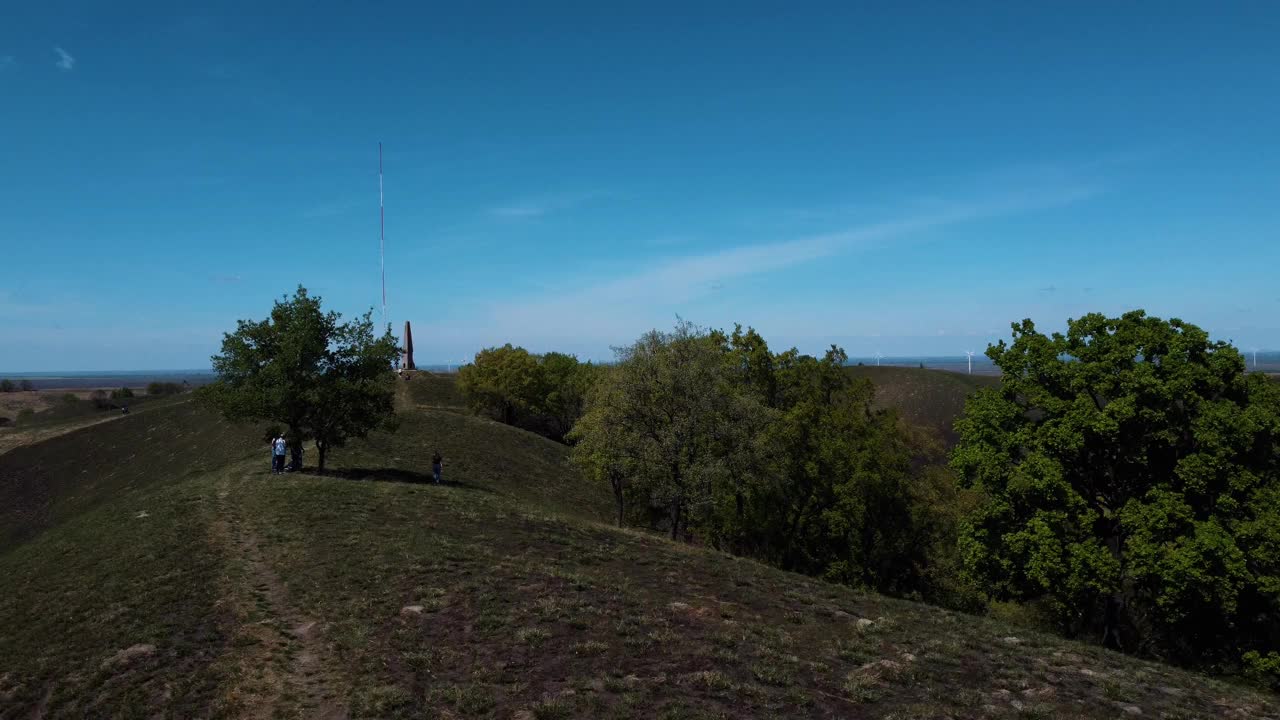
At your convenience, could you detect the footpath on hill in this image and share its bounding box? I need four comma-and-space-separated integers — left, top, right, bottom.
0, 389, 1278, 718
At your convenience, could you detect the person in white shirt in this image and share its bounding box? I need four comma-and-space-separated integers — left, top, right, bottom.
271, 435, 287, 474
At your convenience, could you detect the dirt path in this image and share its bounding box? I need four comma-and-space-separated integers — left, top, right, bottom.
0, 414, 124, 456
211, 470, 349, 719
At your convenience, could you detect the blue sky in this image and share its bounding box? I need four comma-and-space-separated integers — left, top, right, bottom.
2, 2, 1278, 371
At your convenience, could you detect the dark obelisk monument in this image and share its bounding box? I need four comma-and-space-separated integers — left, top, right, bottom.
403, 321, 416, 370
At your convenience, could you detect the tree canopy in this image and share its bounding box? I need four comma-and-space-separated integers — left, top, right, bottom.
952, 310, 1280, 672
569, 321, 964, 603
198, 286, 399, 471
458, 345, 597, 442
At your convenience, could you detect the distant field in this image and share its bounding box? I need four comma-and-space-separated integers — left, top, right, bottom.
0, 371, 215, 391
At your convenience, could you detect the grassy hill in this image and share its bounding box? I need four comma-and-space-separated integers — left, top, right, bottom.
1, 389, 1275, 718
847, 366, 999, 447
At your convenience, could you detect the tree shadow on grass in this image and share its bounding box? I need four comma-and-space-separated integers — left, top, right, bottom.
319, 467, 496, 494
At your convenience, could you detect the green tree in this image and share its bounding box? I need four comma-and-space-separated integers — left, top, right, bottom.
457, 344, 543, 425
18, 379, 33, 392
572, 321, 759, 539
0, 379, 13, 393
198, 286, 399, 471
537, 352, 597, 441
110, 387, 135, 400
568, 367, 635, 526
952, 310, 1280, 668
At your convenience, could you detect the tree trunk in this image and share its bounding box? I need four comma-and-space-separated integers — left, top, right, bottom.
317, 441, 328, 473
1101, 518, 1125, 651
670, 503, 681, 541
610, 473, 625, 527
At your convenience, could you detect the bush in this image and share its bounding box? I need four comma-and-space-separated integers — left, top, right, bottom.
90, 390, 112, 409
110, 387, 135, 400
61, 393, 80, 405
146, 381, 185, 396
18, 379, 33, 391
0, 379, 14, 393
1243, 651, 1280, 691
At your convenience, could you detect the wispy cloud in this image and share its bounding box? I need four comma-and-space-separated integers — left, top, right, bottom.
484, 184, 1099, 343
53, 46, 75, 71
211, 274, 243, 285
489, 191, 606, 219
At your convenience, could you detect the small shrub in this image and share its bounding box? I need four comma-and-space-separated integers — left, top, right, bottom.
18, 379, 33, 391
1243, 651, 1280, 690
110, 387, 135, 400
61, 393, 80, 405
91, 389, 111, 409
0, 379, 14, 392
516, 627, 551, 647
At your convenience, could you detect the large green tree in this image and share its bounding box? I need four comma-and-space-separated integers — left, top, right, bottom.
457, 344, 543, 425
952, 310, 1280, 669
571, 321, 759, 539
199, 286, 399, 471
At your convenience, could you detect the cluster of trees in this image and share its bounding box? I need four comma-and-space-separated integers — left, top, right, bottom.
198, 287, 400, 471
559, 312, 1279, 685
457, 345, 599, 442
0, 379, 34, 392
146, 381, 187, 396
569, 322, 969, 604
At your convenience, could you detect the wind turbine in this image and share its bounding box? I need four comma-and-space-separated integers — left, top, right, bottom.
874, 352, 884, 367
1252, 347, 1259, 369
965, 350, 975, 375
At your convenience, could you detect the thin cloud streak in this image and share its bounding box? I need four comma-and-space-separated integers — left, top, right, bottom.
485, 184, 1099, 343
488, 191, 607, 219
54, 46, 75, 71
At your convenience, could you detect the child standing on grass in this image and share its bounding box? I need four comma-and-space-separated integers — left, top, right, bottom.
431, 450, 443, 485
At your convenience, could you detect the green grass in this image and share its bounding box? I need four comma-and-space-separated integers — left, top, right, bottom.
1, 389, 1276, 719
402, 371, 468, 410
847, 365, 999, 446
0, 398, 257, 547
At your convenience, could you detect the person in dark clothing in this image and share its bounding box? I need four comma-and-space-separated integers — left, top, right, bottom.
289, 438, 304, 472
431, 451, 443, 485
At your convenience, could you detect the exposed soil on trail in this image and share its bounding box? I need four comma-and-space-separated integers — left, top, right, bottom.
212, 471, 349, 719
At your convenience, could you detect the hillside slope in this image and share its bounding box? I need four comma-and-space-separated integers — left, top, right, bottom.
847, 366, 999, 446
1, 396, 1274, 719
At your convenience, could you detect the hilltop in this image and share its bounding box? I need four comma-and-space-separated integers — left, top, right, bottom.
846, 366, 1000, 447
0, 381, 1275, 718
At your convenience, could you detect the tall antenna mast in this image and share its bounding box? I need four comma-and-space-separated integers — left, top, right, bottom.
379, 142, 387, 330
